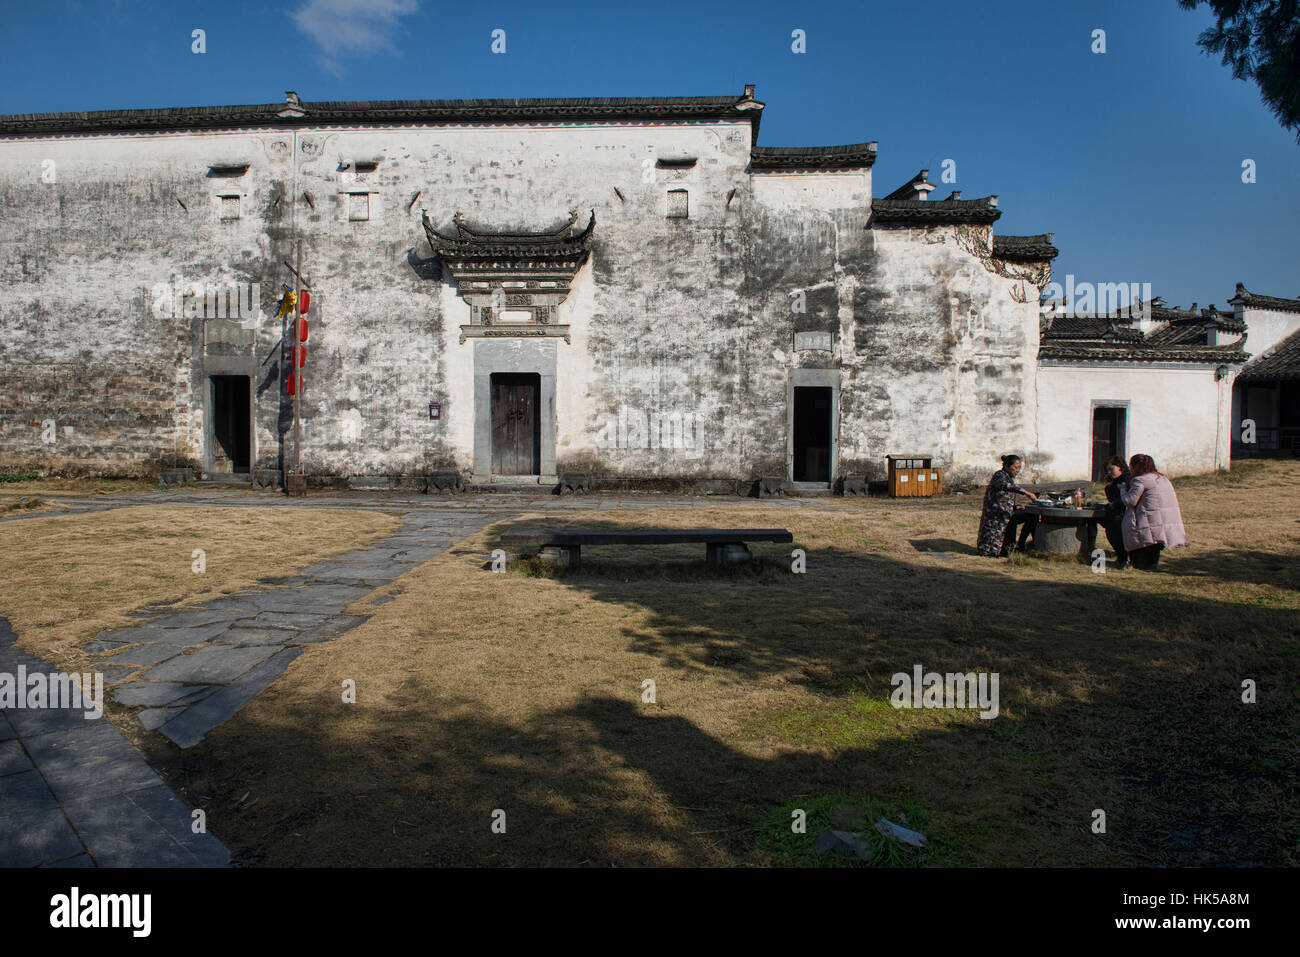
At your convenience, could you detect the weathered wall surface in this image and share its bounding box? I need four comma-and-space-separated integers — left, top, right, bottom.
0, 132, 272, 473
1036, 362, 1231, 478
0, 117, 1044, 483
849, 226, 1041, 481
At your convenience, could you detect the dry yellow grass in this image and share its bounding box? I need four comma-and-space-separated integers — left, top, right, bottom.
151, 460, 1300, 868
0, 496, 65, 515
0, 477, 164, 496
0, 505, 400, 668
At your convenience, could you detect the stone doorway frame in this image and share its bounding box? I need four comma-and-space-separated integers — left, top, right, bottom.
786, 368, 840, 486
201, 362, 256, 482
472, 339, 557, 482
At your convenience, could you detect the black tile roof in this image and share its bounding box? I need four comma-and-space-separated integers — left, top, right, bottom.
993, 234, 1058, 262
422, 209, 595, 260
1042, 315, 1143, 342
1038, 342, 1248, 363
1041, 304, 1249, 364
1146, 316, 1243, 346
1237, 327, 1300, 382
750, 143, 877, 170
882, 169, 934, 200
0, 93, 764, 136
870, 197, 1001, 225
1228, 283, 1300, 315
1148, 304, 1246, 333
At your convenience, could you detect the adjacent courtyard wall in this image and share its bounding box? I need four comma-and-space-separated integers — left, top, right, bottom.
1036, 362, 1233, 478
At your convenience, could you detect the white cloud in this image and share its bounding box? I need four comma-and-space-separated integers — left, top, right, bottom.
292, 0, 420, 60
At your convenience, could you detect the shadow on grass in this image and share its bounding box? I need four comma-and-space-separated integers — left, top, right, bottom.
146, 537, 1299, 868
909, 538, 979, 556
1165, 548, 1300, 592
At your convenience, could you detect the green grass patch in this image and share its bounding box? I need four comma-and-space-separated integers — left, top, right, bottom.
751, 793, 937, 867
749, 691, 982, 751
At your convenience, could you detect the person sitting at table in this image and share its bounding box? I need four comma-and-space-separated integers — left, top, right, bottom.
1101, 454, 1131, 569
977, 454, 1039, 557
1120, 453, 1187, 570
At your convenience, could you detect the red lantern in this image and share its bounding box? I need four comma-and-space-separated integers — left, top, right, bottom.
292, 345, 306, 368
298, 290, 310, 314
287, 372, 302, 396
295, 317, 309, 343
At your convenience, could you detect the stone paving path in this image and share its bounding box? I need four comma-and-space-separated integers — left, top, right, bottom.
1, 488, 840, 866
0, 618, 229, 867
83, 509, 497, 749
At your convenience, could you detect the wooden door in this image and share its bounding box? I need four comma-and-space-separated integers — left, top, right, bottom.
491, 374, 540, 475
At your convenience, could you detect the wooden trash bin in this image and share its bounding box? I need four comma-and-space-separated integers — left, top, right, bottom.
886, 455, 942, 498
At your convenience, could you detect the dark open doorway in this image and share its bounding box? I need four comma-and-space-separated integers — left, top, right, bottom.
210, 375, 251, 474
491, 373, 540, 475
1091, 406, 1126, 481
793, 386, 832, 483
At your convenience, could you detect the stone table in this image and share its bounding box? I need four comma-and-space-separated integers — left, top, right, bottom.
1026, 504, 1106, 556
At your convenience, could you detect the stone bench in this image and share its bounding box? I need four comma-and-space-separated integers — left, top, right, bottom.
498, 527, 794, 570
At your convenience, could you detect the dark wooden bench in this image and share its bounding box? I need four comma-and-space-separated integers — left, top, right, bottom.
498, 528, 794, 570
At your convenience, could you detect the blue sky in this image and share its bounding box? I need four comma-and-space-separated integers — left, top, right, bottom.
1, 0, 1296, 308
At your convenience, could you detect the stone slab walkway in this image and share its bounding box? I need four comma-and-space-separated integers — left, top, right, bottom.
0, 489, 839, 866
83, 509, 497, 749
0, 617, 230, 867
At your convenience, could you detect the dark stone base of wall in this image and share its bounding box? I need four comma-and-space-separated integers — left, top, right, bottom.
158, 467, 194, 487
558, 473, 590, 495
839, 475, 868, 496
423, 471, 464, 493
205, 471, 963, 498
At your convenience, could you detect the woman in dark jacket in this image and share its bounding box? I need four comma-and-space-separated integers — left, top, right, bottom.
1101, 455, 1131, 569
977, 454, 1039, 557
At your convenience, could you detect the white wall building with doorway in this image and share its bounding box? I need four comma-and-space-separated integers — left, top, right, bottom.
1034, 302, 1246, 482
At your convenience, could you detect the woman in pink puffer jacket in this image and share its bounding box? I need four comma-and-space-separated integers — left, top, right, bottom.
1119, 454, 1187, 570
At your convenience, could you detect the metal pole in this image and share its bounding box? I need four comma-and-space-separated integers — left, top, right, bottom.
293, 237, 303, 476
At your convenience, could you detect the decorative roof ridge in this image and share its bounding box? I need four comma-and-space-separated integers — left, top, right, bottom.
996, 233, 1054, 244
1228, 282, 1300, 314
882, 169, 936, 201
1039, 341, 1250, 364
750, 142, 877, 170
422, 209, 596, 256
0, 89, 765, 136
873, 196, 999, 209
993, 233, 1058, 262
870, 195, 1001, 226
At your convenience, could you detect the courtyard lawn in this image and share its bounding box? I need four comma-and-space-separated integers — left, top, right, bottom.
137, 462, 1300, 866
0, 476, 168, 496
0, 505, 400, 667
0, 495, 64, 515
